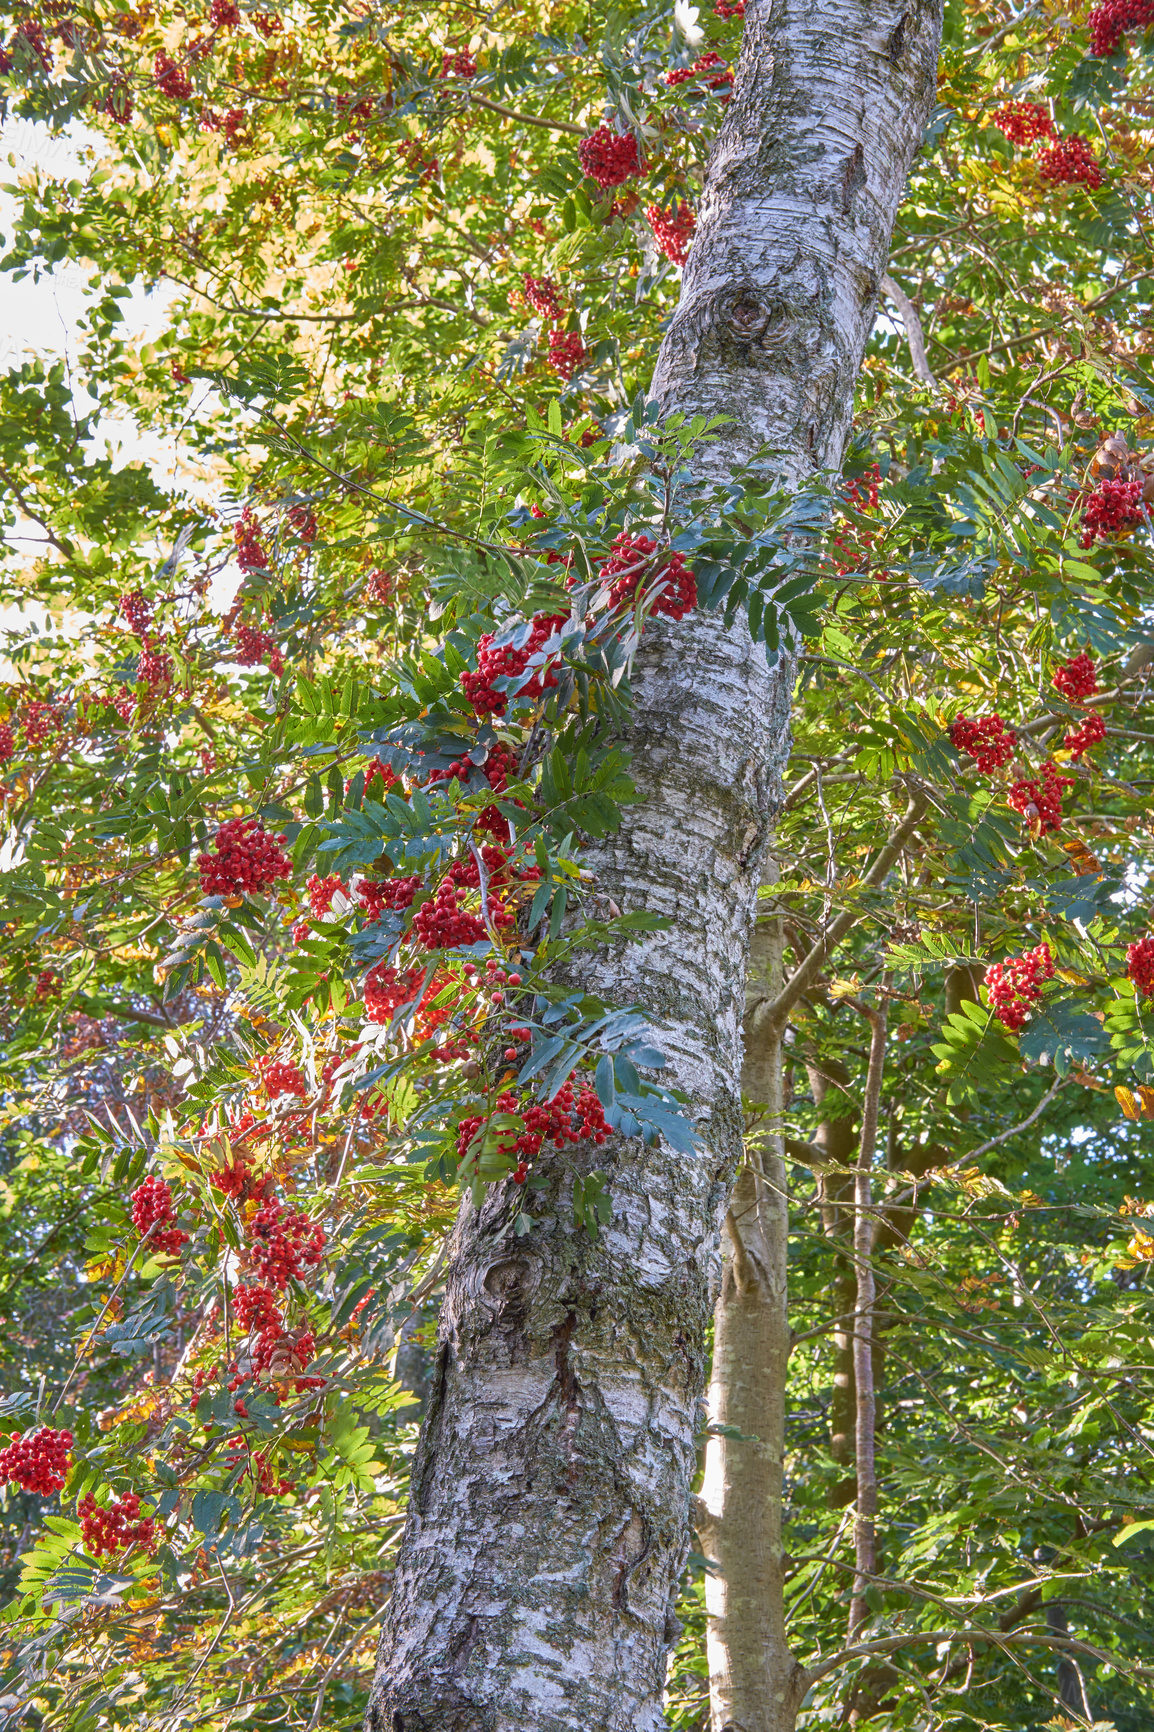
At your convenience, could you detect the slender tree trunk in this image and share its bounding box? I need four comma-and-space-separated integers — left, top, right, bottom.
696, 913, 807, 1732
847, 1003, 887, 1640
367, 2, 943, 1724
806, 1057, 858, 1502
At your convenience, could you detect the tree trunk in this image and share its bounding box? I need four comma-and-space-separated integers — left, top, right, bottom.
696, 914, 807, 1732
367, 1, 943, 1724
806, 1056, 859, 1504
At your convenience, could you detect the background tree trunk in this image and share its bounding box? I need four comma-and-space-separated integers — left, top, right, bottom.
367, 2, 943, 1726
697, 913, 807, 1732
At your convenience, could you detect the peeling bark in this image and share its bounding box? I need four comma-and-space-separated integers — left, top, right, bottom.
366, 2, 943, 1725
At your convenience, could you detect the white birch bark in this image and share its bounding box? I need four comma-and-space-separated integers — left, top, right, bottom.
367, 3, 943, 1726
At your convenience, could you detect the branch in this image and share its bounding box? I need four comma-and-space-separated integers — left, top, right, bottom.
880, 275, 937, 386
466, 90, 584, 134
760, 792, 927, 1029
0, 465, 74, 558
885, 1077, 1066, 1212
724, 1206, 761, 1297
806, 1625, 1154, 1690
83, 998, 176, 1030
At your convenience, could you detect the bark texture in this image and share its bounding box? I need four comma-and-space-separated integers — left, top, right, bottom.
367, 2, 943, 1726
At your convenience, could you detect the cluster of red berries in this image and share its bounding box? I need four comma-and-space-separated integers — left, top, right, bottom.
1127, 934, 1154, 997
1037, 135, 1102, 188
523, 275, 563, 322
356, 874, 421, 918
1008, 762, 1074, 835
1088, 0, 1154, 55
234, 507, 269, 571
948, 713, 1017, 773
286, 504, 317, 543
0, 722, 12, 763
2, 18, 51, 73
362, 756, 401, 800
197, 816, 292, 895
1064, 711, 1107, 761
248, 1201, 326, 1288
305, 873, 344, 918
34, 968, 60, 1002
440, 48, 476, 76
232, 622, 284, 675
130, 1176, 189, 1255
92, 81, 134, 123
599, 533, 698, 620
397, 138, 439, 182
210, 1143, 273, 1203
233, 1282, 282, 1332
154, 50, 192, 99
1079, 478, 1144, 547
457, 1081, 611, 1173
79, 1491, 157, 1557
201, 106, 247, 146
0, 1426, 72, 1494
578, 126, 642, 189
414, 882, 489, 948
1053, 651, 1099, 701
363, 568, 392, 604
546, 329, 587, 382
252, 1450, 296, 1495
844, 462, 882, 512
137, 644, 173, 687
119, 590, 153, 637
646, 202, 695, 266
984, 941, 1055, 1031
262, 1060, 307, 1100
714, 0, 744, 16
209, 0, 241, 25
991, 101, 1054, 145
665, 49, 733, 99
363, 961, 429, 1024
461, 613, 566, 716
21, 697, 59, 748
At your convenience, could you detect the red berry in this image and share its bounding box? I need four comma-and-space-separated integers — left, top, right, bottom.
130, 1176, 189, 1256
1053, 652, 1099, 702
79, 1490, 157, 1557
1079, 478, 1144, 546
645, 201, 695, 266
991, 101, 1054, 145
1127, 934, 1154, 997
233, 506, 269, 571
247, 1201, 326, 1289
522, 274, 563, 322
948, 713, 1016, 774
1063, 711, 1106, 761
1007, 763, 1074, 835
1037, 135, 1102, 189
1087, 0, 1154, 56
578, 126, 642, 189
197, 816, 292, 896
984, 942, 1056, 1030
598, 533, 697, 620
153, 49, 192, 100
460, 613, 567, 716
546, 329, 587, 382
232, 622, 284, 676
0, 1426, 73, 1495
